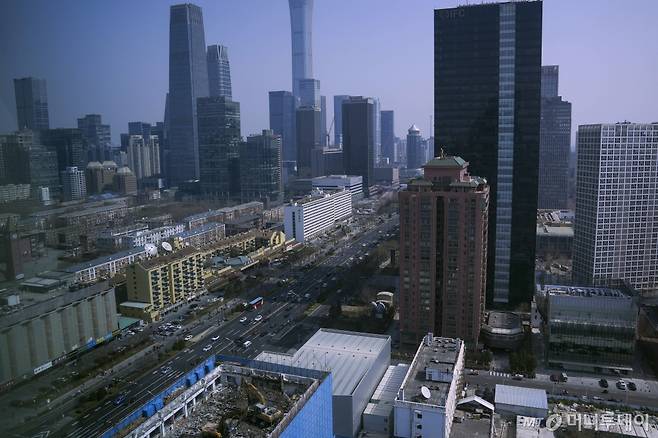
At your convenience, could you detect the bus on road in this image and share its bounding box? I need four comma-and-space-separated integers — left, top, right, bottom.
248, 297, 264, 310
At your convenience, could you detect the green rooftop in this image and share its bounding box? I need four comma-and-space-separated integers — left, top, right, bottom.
423, 155, 467, 168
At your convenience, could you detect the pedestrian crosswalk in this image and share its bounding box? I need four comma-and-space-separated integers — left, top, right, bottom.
489, 371, 512, 378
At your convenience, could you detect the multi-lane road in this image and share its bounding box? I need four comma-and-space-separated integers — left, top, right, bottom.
37, 214, 399, 438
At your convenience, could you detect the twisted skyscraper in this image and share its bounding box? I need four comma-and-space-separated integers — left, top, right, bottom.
289, 0, 313, 98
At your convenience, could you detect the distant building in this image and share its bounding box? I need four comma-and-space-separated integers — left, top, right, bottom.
14, 77, 50, 130
85, 160, 117, 194
538, 66, 572, 209
333, 95, 350, 147
40, 128, 87, 173
322, 148, 344, 175
394, 333, 465, 438
197, 96, 241, 200
207, 44, 232, 99
342, 96, 375, 195
114, 166, 137, 195
574, 123, 658, 294
311, 175, 363, 201
167, 3, 209, 185
239, 130, 283, 207
362, 364, 409, 436
60, 166, 87, 201
296, 105, 323, 178
320, 94, 328, 146
124, 224, 185, 248
0, 282, 117, 384
269, 91, 297, 164
372, 97, 381, 164
64, 246, 147, 283
182, 201, 263, 229
289, 0, 314, 98
171, 222, 225, 248
406, 124, 423, 169
299, 78, 320, 107
257, 328, 391, 438
372, 167, 400, 188
77, 114, 111, 161
542, 283, 638, 373
380, 110, 395, 164
284, 188, 352, 242
127, 135, 161, 180
481, 311, 524, 350
399, 155, 489, 347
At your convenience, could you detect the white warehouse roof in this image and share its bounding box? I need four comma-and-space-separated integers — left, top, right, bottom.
495, 384, 548, 410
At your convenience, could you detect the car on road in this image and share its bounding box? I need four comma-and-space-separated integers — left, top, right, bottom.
203, 344, 212, 352
599, 378, 609, 388
512, 374, 523, 381
468, 369, 479, 376
160, 366, 172, 374
616, 380, 627, 390
592, 396, 602, 401
627, 381, 637, 391
239, 316, 248, 323
243, 340, 252, 349
254, 314, 263, 323
113, 394, 127, 405
211, 335, 220, 341
184, 334, 193, 341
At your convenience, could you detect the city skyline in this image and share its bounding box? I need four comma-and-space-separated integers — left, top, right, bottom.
1, 0, 656, 144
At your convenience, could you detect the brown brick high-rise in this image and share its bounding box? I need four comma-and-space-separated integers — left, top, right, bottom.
399, 154, 489, 347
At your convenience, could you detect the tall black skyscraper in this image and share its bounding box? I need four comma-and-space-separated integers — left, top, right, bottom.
197, 96, 241, 200
538, 65, 572, 209
295, 106, 322, 178
333, 95, 350, 147
40, 128, 87, 174
77, 114, 111, 161
435, 2, 542, 305
269, 91, 297, 163
342, 96, 374, 195
207, 44, 232, 99
13, 77, 50, 131
380, 110, 395, 164
239, 130, 283, 207
168, 3, 209, 185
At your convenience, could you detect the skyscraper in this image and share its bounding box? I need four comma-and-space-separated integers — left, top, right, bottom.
320, 95, 327, 147
13, 77, 50, 131
127, 135, 161, 179
168, 3, 209, 185
239, 130, 283, 207
381, 110, 395, 164
197, 96, 241, 200
61, 167, 87, 201
296, 106, 322, 178
269, 91, 297, 163
372, 98, 381, 163
342, 97, 374, 195
406, 124, 423, 169
333, 95, 350, 147
399, 155, 489, 346
207, 44, 232, 99
40, 128, 87, 173
299, 78, 320, 107
538, 65, 572, 209
435, 2, 542, 305
289, 0, 313, 98
573, 123, 658, 294
77, 114, 112, 161
128, 121, 152, 139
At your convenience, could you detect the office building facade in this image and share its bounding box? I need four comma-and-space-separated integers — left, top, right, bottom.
299, 78, 320, 108
333, 95, 350, 147
269, 91, 297, 165
296, 106, 323, 178
77, 114, 112, 161
538, 65, 572, 209
167, 3, 209, 185
207, 44, 232, 99
197, 96, 241, 200
381, 110, 395, 164
40, 128, 87, 174
288, 0, 314, 97
14, 77, 50, 130
573, 123, 658, 294
342, 96, 375, 195
435, 1, 542, 305
61, 166, 87, 201
406, 124, 423, 169
284, 189, 352, 242
239, 130, 283, 206
312, 175, 363, 201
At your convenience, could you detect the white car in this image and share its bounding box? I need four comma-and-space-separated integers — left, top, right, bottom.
254, 315, 263, 323
239, 316, 248, 323
211, 335, 220, 341
203, 344, 212, 352
184, 334, 193, 341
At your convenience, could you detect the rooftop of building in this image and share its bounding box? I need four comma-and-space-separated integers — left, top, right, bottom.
312, 174, 363, 183
256, 328, 390, 397
536, 224, 574, 237
485, 311, 523, 329
183, 202, 264, 222
423, 154, 467, 169
64, 246, 146, 273
494, 384, 548, 411
173, 222, 225, 239
137, 246, 201, 270
363, 364, 409, 419
289, 187, 349, 205
398, 335, 463, 407
119, 301, 152, 309
544, 284, 631, 300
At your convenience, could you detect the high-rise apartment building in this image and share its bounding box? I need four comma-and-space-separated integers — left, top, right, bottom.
381, 110, 395, 164
296, 106, 323, 178
168, 3, 209, 185
114, 166, 138, 196
435, 2, 542, 305
573, 123, 658, 294
333, 95, 350, 147
399, 155, 489, 346
538, 65, 572, 209
77, 114, 112, 161
342, 96, 374, 195
239, 130, 283, 207
406, 124, 423, 169
207, 44, 232, 99
13, 77, 50, 131
127, 135, 161, 179
60, 166, 87, 201
288, 0, 314, 98
269, 91, 297, 164
197, 96, 241, 200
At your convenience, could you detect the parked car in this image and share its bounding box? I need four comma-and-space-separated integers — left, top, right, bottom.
243, 340, 252, 349
599, 378, 609, 388
616, 380, 627, 390
211, 335, 220, 341
184, 334, 193, 341
627, 381, 637, 391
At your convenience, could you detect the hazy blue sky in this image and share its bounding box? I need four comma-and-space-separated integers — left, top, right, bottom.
1, 0, 656, 145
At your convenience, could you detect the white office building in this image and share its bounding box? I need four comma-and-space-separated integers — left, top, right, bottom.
60, 166, 86, 201
284, 188, 352, 242
573, 123, 658, 294
312, 175, 363, 201
394, 333, 464, 438
257, 328, 391, 438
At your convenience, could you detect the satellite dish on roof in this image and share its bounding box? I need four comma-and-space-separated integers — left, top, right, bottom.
161, 241, 173, 252
421, 386, 431, 400
144, 243, 158, 257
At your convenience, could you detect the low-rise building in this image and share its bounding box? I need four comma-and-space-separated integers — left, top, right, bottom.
394, 333, 465, 438
494, 384, 548, 419
481, 311, 525, 350
284, 189, 352, 243
543, 283, 638, 374
64, 246, 147, 283
312, 175, 363, 201
182, 201, 264, 229
0, 282, 117, 384
95, 224, 149, 252
257, 328, 391, 438
123, 224, 185, 248
171, 222, 226, 248
362, 364, 409, 436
